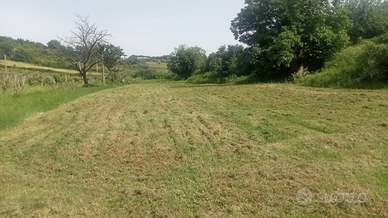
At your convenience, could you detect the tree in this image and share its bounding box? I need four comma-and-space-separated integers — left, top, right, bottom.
47, 40, 62, 49
0, 37, 13, 57
231, 0, 351, 79
99, 44, 125, 82
167, 45, 206, 79
205, 45, 244, 76
13, 48, 34, 63
340, 0, 388, 42
57, 15, 110, 86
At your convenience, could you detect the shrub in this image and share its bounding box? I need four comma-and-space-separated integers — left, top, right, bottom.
358, 43, 388, 81
232, 75, 259, 85
43, 76, 55, 86
1, 79, 10, 91
52, 74, 66, 83
27, 75, 42, 86
134, 69, 158, 80
186, 72, 226, 84
295, 37, 388, 89
133, 69, 175, 80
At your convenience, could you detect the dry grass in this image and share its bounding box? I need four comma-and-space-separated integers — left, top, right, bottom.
0, 60, 78, 74
146, 61, 168, 70
0, 83, 387, 217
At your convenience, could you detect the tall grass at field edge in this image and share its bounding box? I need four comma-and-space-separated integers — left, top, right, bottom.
295, 39, 388, 89
0, 85, 116, 131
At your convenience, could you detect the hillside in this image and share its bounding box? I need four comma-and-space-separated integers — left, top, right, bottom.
0, 83, 387, 217
0, 59, 78, 74
0, 36, 73, 70
0, 36, 170, 74
295, 38, 388, 89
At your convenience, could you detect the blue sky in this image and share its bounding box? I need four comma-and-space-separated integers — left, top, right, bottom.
0, 0, 245, 56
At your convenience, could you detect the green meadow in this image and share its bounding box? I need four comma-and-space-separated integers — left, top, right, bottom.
1, 82, 387, 217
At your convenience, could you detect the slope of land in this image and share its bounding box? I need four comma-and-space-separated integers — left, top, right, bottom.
0, 60, 78, 74
295, 39, 388, 89
0, 83, 387, 217
145, 61, 168, 71
0, 85, 117, 131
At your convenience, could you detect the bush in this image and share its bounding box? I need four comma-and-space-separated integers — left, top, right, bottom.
186, 71, 261, 85
134, 69, 159, 80
27, 75, 42, 86
295, 37, 388, 89
358, 43, 388, 81
186, 72, 226, 84
52, 74, 66, 83
1, 80, 10, 91
134, 69, 175, 80
232, 75, 259, 85
43, 76, 55, 86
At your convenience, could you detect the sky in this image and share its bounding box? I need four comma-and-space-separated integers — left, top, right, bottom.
0, 0, 246, 56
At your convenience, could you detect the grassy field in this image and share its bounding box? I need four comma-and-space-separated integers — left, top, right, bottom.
0, 60, 78, 74
0, 83, 387, 217
146, 61, 168, 70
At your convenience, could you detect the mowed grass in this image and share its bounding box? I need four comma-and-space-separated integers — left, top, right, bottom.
0, 85, 115, 131
0, 83, 387, 217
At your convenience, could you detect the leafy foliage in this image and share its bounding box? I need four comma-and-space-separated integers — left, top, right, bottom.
99, 44, 125, 82
0, 36, 73, 69
186, 72, 226, 84
231, 0, 351, 79
204, 45, 244, 76
295, 36, 388, 88
357, 35, 388, 80
133, 69, 175, 80
167, 45, 206, 79
340, 0, 388, 42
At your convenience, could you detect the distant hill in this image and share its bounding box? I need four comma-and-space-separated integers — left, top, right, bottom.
0, 36, 73, 70
0, 36, 171, 72
0, 59, 78, 74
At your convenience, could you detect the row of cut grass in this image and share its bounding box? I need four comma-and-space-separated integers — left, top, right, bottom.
1, 83, 386, 217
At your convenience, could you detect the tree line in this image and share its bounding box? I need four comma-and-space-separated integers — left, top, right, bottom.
0, 37, 74, 69
0, 18, 169, 86
168, 0, 388, 82
2, 0, 388, 86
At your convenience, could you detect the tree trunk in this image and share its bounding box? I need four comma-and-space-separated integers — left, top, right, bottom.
81, 72, 88, 86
